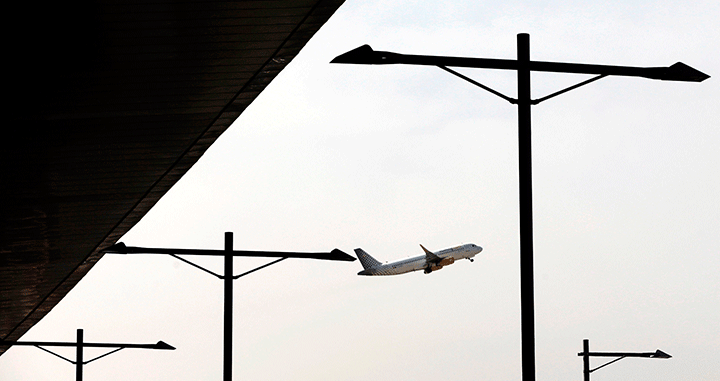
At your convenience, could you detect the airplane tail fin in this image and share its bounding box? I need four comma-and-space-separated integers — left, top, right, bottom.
354, 248, 382, 270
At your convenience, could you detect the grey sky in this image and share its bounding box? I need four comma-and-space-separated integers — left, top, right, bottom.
2, 0, 718, 380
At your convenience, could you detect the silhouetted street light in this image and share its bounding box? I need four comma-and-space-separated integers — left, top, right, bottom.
0, 328, 174, 381
579, 338, 671, 381
103, 232, 355, 381
331, 33, 708, 381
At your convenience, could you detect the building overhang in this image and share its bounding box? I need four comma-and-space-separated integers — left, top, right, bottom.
1, 0, 345, 355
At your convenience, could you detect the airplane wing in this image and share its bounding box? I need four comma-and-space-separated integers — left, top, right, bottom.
420, 244, 441, 263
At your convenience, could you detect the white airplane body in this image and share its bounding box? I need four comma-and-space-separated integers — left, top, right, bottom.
355, 243, 482, 276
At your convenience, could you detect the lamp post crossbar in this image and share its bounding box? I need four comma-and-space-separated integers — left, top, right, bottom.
5, 340, 170, 349
331, 44, 709, 82
585, 351, 671, 358
104, 242, 353, 261
331, 33, 705, 381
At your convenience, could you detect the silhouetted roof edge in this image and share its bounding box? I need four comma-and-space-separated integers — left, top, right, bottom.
1, 0, 345, 355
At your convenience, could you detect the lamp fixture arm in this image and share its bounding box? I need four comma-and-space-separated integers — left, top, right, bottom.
438, 65, 517, 104
532, 74, 608, 105
83, 347, 125, 365
233, 257, 288, 279
589, 355, 627, 373
167, 254, 287, 280
438, 63, 608, 106
34, 345, 76, 364
169, 254, 223, 279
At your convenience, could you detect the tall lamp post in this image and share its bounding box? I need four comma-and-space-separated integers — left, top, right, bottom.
103, 232, 356, 381
579, 338, 671, 381
331, 33, 708, 381
0, 328, 174, 381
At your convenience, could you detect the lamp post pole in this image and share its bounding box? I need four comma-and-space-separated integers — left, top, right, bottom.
0, 328, 175, 381
582, 338, 591, 381
224, 232, 233, 381
516, 34, 536, 379
330, 34, 707, 381
579, 338, 672, 381
103, 232, 356, 381
76, 329, 83, 381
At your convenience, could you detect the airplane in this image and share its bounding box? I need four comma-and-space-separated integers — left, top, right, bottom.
355, 243, 482, 276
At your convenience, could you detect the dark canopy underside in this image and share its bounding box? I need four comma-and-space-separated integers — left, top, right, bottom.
1, 0, 344, 355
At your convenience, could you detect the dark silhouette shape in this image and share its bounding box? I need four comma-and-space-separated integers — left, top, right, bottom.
331, 33, 707, 381
579, 338, 671, 381
103, 232, 355, 381
0, 328, 174, 381
331, 45, 709, 82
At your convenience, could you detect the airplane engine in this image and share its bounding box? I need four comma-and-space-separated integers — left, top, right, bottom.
437, 257, 455, 267
424, 264, 444, 274
424, 258, 457, 274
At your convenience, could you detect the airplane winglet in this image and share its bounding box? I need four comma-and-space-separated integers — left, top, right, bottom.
419, 244, 432, 255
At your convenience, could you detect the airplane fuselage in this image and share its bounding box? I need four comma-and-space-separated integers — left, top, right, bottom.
357, 243, 482, 276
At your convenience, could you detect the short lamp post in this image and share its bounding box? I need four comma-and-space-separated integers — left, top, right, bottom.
331, 33, 707, 381
0, 328, 174, 381
578, 338, 671, 381
102, 231, 356, 381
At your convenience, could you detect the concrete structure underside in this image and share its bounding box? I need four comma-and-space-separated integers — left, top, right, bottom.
1, 0, 344, 355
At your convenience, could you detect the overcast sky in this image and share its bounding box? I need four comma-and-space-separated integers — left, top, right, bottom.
2, 0, 719, 380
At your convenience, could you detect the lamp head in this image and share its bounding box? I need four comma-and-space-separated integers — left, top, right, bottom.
153, 341, 175, 350
331, 45, 397, 65
330, 248, 357, 262
101, 242, 128, 254
651, 349, 672, 359
656, 62, 709, 82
